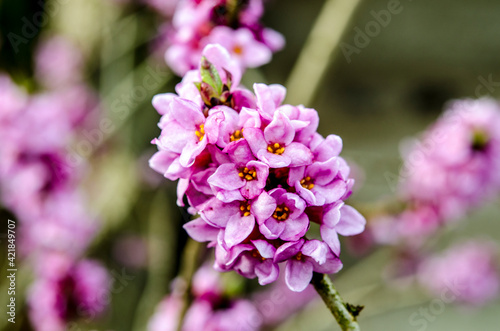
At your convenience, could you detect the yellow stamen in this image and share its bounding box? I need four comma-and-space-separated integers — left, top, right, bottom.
230, 129, 244, 142
238, 167, 257, 181
267, 142, 285, 155
251, 250, 266, 261
272, 205, 290, 221
240, 201, 252, 217
195, 124, 205, 141
300, 176, 315, 190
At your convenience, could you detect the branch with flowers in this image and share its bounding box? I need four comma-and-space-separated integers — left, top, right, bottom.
149, 44, 366, 329
1, 0, 500, 330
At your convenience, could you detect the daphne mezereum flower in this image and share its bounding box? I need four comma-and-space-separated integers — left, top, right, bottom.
163, 0, 284, 75
418, 240, 500, 306
149, 44, 366, 292
372, 98, 500, 245
402, 98, 500, 220
148, 265, 262, 331
28, 257, 110, 331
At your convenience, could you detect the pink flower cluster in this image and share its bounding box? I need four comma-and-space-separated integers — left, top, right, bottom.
148, 265, 262, 331
0, 36, 110, 330
163, 0, 284, 75
150, 44, 365, 292
418, 240, 500, 306
372, 98, 500, 244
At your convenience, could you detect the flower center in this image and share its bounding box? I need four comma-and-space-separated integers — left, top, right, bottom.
230, 129, 244, 142
471, 130, 489, 152
195, 124, 205, 141
233, 45, 243, 55
300, 176, 315, 190
250, 249, 266, 261
296, 252, 304, 261
238, 167, 257, 181
239, 201, 251, 217
272, 204, 290, 221
267, 143, 285, 155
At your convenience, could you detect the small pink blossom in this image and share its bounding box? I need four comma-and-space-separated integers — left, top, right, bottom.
418, 240, 500, 306
28, 259, 110, 331
148, 265, 262, 331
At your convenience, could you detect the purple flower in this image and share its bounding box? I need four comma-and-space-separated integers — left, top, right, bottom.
208, 159, 269, 202
215, 237, 279, 286
152, 97, 224, 168
275, 239, 343, 292
208, 137, 268, 202
253, 83, 287, 122
216, 106, 261, 149
315, 203, 366, 255
254, 188, 309, 241
288, 157, 348, 206
245, 110, 313, 167
194, 191, 275, 248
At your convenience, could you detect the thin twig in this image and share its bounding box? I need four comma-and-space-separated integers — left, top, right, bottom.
311, 273, 362, 331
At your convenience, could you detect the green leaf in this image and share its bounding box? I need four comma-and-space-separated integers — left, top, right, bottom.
200, 56, 223, 96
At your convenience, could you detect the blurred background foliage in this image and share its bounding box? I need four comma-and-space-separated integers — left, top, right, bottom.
0, 0, 499, 330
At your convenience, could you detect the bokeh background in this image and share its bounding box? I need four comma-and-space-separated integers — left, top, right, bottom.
0, 0, 499, 330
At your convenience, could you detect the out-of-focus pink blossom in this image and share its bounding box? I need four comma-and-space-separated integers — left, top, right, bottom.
35, 36, 84, 89
28, 259, 110, 331
163, 0, 284, 75
148, 265, 261, 331
372, 98, 500, 245
418, 240, 500, 306
0, 40, 107, 330
402, 98, 500, 220
147, 293, 184, 331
